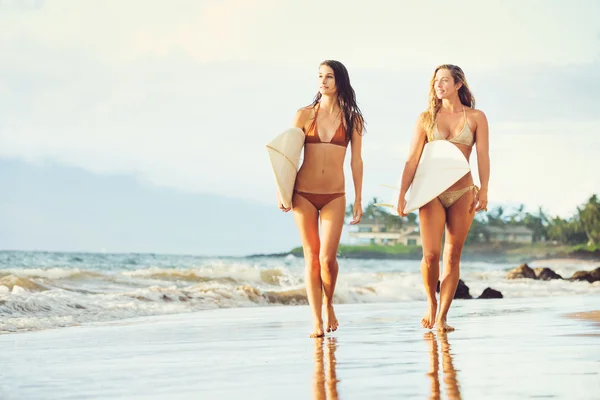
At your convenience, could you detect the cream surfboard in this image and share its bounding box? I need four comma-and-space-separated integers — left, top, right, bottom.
375, 140, 471, 214
266, 128, 305, 209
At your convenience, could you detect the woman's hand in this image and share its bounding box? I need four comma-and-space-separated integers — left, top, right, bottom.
349, 200, 363, 225
277, 191, 291, 212
397, 195, 408, 217
474, 187, 488, 213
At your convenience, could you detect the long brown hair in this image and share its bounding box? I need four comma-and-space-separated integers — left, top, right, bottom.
309, 60, 365, 141
422, 64, 475, 140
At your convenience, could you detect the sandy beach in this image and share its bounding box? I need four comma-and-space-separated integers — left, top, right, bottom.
567, 310, 600, 330
2, 295, 599, 399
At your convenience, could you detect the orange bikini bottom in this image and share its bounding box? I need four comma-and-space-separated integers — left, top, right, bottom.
293, 191, 345, 211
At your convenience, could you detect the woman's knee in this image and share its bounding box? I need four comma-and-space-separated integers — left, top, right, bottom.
444, 245, 463, 267
422, 251, 441, 267
303, 249, 320, 269
319, 254, 338, 272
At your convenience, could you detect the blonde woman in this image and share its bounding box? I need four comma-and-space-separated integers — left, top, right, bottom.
397, 64, 490, 331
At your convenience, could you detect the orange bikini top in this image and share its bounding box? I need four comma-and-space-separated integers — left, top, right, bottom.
305, 103, 349, 148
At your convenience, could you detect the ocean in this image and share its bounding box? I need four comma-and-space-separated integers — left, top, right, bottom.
1, 250, 598, 334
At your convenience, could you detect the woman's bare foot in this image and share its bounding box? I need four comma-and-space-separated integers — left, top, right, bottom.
421, 300, 437, 329
324, 305, 339, 333
310, 319, 325, 338
436, 318, 454, 332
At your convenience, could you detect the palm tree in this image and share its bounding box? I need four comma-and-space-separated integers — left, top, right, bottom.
508, 204, 526, 225
486, 206, 505, 227
577, 194, 600, 245
347, 197, 403, 229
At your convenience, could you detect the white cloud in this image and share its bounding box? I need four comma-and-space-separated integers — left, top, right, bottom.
1, 0, 598, 69
0, 0, 598, 218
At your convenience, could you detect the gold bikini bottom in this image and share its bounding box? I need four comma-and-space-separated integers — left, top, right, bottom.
437, 185, 479, 209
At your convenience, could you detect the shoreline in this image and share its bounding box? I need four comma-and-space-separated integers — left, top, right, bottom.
248, 243, 600, 263
565, 310, 600, 337
2, 246, 598, 263
3, 250, 598, 336
248, 250, 600, 263
567, 310, 600, 325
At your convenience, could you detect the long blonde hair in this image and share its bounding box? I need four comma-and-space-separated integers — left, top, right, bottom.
422, 64, 475, 141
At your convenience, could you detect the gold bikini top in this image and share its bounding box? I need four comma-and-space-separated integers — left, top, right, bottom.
431, 107, 474, 147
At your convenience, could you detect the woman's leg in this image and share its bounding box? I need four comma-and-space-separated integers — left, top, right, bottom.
438, 189, 476, 331
318, 194, 346, 333
292, 193, 323, 337
419, 198, 446, 329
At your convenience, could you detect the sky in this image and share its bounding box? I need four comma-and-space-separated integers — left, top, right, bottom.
0, 158, 298, 256
0, 0, 599, 255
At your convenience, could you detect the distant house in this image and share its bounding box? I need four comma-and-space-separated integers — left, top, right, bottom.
485, 225, 534, 244
348, 217, 421, 246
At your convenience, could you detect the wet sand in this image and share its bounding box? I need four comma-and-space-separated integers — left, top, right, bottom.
568, 310, 600, 324
1, 295, 599, 399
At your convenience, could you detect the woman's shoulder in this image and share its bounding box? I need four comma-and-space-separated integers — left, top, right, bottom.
418, 111, 429, 121
416, 111, 430, 128
293, 105, 316, 128
296, 105, 315, 116
466, 107, 487, 120
465, 107, 488, 133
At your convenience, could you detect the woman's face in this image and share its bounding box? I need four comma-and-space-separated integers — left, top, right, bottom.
318, 64, 337, 96
434, 68, 461, 100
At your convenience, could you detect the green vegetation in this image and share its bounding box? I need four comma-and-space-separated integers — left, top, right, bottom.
461, 242, 599, 263
338, 243, 419, 254
283, 195, 600, 261
348, 194, 600, 246
345, 198, 418, 230
570, 243, 600, 253
466, 194, 600, 247
348, 195, 599, 261
290, 243, 421, 259
290, 242, 598, 262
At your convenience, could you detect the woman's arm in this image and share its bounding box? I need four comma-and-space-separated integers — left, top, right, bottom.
397, 113, 428, 216
474, 110, 490, 212
349, 118, 365, 225
277, 108, 311, 212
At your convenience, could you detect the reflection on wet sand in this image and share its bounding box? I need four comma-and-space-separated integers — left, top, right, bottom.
424, 332, 461, 400
313, 337, 339, 400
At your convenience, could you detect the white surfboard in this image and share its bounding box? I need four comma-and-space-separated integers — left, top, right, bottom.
266, 128, 305, 209
376, 140, 470, 214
